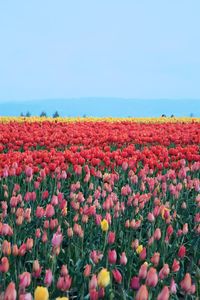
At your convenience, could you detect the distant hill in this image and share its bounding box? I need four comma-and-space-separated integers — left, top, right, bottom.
0, 98, 199, 117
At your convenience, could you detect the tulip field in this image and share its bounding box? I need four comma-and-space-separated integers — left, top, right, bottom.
0, 117, 200, 300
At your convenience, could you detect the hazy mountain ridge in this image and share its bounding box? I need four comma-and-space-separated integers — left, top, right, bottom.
0, 98, 199, 117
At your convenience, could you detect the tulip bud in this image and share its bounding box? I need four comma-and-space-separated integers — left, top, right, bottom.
19, 272, 31, 288
108, 231, 115, 244
120, 252, 127, 265
150, 252, 160, 266
112, 269, 122, 283
136, 285, 148, 300
170, 278, 177, 294
178, 245, 186, 259
130, 276, 140, 290
4, 282, 17, 300
157, 286, 169, 300
146, 267, 158, 287
154, 228, 161, 240
44, 269, 53, 287
89, 275, 98, 290
83, 264, 92, 277
139, 263, 148, 279
180, 273, 192, 293
108, 249, 117, 264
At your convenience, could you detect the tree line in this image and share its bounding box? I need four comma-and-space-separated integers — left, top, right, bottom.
20, 111, 60, 118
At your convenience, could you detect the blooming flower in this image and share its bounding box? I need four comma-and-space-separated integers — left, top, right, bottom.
136, 245, 143, 254
34, 286, 49, 300
97, 268, 110, 287
101, 219, 109, 232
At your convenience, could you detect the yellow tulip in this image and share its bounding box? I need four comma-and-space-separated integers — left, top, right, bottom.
56, 298, 69, 300
34, 286, 49, 300
101, 219, 109, 232
97, 268, 110, 287
136, 245, 143, 254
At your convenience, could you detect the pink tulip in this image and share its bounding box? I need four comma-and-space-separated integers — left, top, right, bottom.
157, 286, 170, 300
83, 264, 92, 277
180, 273, 192, 293
19, 293, 32, 300
57, 275, 72, 291
170, 278, 177, 294
51, 232, 63, 247
120, 252, 128, 265
89, 275, 98, 290
172, 259, 180, 272
154, 228, 161, 240
159, 264, 170, 280
4, 282, 17, 300
44, 269, 53, 287
139, 263, 148, 279
19, 272, 31, 288
146, 267, 158, 287
136, 285, 148, 300
150, 252, 160, 266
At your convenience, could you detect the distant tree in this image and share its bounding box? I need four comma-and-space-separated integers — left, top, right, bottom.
161, 114, 166, 117
40, 111, 47, 117
170, 114, 175, 118
53, 111, 59, 118
20, 112, 24, 117
26, 111, 31, 117
190, 113, 194, 117
83, 114, 87, 118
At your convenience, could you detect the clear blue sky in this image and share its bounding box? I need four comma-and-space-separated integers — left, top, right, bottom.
0, 1, 200, 105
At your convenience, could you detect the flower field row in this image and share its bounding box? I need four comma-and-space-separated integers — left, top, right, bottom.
0, 119, 200, 299
0, 120, 200, 153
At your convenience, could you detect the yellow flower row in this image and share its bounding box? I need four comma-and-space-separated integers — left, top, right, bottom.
0, 116, 200, 123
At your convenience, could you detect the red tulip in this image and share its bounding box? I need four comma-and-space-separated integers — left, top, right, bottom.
108, 231, 115, 244
84, 264, 92, 277
178, 245, 186, 259
108, 249, 117, 264
112, 269, 122, 283
130, 276, 140, 290
89, 289, 98, 300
